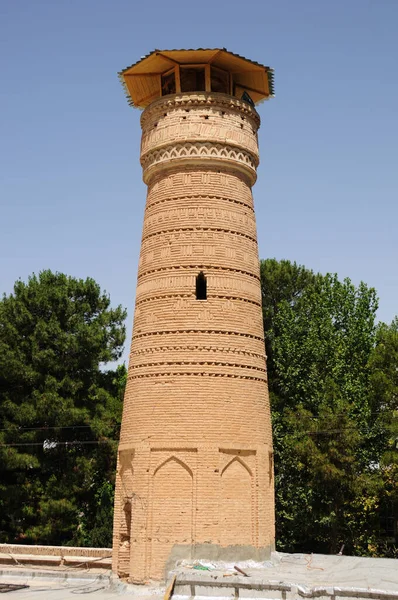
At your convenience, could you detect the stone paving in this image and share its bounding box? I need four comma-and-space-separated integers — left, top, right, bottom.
1, 553, 398, 599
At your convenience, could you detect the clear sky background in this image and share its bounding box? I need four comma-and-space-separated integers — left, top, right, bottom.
1, 0, 397, 365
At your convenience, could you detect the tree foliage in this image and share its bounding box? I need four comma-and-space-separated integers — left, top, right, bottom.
260, 258, 319, 384
368, 319, 398, 551
261, 259, 397, 556
0, 270, 127, 547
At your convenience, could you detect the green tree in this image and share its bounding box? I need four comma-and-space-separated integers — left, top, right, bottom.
369, 319, 398, 461
0, 270, 127, 547
260, 260, 394, 555
260, 259, 319, 385
367, 319, 398, 554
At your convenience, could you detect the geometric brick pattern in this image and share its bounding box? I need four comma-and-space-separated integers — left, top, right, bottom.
112, 91, 275, 582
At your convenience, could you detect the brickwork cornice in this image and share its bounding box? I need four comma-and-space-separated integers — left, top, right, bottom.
140, 92, 261, 128
141, 141, 258, 185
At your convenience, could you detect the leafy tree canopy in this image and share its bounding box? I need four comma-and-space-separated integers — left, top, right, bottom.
0, 270, 127, 546
260, 259, 397, 557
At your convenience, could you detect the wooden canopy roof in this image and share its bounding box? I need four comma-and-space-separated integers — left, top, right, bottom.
119, 48, 274, 109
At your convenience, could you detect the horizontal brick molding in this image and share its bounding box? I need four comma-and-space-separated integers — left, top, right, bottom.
145, 194, 255, 213
141, 226, 259, 244
128, 372, 267, 382
138, 265, 260, 282
140, 92, 261, 127
141, 142, 258, 184
131, 329, 265, 342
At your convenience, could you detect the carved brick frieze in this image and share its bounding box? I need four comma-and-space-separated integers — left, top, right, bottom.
141, 142, 258, 184
140, 92, 261, 128
140, 121, 259, 156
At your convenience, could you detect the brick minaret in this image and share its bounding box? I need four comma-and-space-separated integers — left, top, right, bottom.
113, 49, 275, 582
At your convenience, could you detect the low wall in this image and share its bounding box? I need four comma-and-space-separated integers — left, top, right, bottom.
0, 544, 112, 569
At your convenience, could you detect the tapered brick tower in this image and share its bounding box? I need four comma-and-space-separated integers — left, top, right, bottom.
113, 49, 275, 582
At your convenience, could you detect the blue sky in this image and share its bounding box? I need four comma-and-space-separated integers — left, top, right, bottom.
1, 0, 397, 364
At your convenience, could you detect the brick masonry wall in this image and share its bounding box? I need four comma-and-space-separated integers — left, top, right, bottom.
112, 92, 275, 582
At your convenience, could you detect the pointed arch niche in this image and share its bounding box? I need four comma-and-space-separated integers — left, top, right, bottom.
150, 456, 193, 579
117, 451, 134, 577
220, 456, 253, 546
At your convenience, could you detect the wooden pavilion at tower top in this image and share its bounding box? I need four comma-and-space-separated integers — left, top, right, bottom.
118, 48, 274, 109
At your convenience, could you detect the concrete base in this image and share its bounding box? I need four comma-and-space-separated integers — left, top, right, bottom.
165, 544, 275, 579
172, 553, 398, 600
0, 566, 111, 584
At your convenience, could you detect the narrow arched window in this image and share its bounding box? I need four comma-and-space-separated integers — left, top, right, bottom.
123, 500, 132, 540
196, 271, 207, 300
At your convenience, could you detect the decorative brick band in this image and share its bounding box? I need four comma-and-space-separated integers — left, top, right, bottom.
128, 372, 267, 382
145, 194, 255, 213
142, 226, 258, 244
140, 92, 261, 127
132, 346, 266, 360
134, 294, 262, 308
138, 264, 260, 281
135, 275, 261, 303
128, 360, 266, 371
141, 142, 258, 184
131, 329, 265, 342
